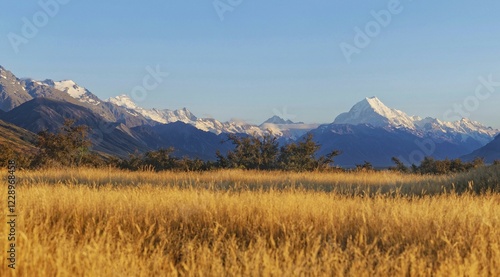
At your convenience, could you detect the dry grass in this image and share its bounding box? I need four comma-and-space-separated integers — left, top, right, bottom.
1, 167, 499, 276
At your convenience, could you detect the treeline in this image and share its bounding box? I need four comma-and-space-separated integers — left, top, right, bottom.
390, 156, 493, 175
1, 120, 498, 174
119, 134, 341, 172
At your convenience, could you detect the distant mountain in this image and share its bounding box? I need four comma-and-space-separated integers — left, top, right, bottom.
2, 65, 499, 165
333, 97, 497, 146
462, 135, 500, 163
259, 116, 319, 141
132, 122, 234, 160
42, 79, 101, 106
309, 97, 499, 167
0, 98, 150, 157
107, 94, 197, 124
0, 65, 313, 139
261, 116, 295, 125
310, 124, 472, 168
0, 98, 233, 160
107, 94, 266, 136
334, 97, 418, 129
0, 66, 34, 111
0, 66, 152, 128
36, 80, 152, 127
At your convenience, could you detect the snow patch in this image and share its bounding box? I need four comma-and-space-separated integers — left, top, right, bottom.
53, 80, 87, 99
107, 95, 139, 110
105, 95, 287, 137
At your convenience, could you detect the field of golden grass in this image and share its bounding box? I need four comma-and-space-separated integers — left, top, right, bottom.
1, 167, 499, 276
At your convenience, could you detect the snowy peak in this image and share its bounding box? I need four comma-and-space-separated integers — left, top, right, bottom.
363, 96, 390, 114
106, 95, 197, 124
154, 108, 198, 124
41, 79, 101, 105
334, 97, 416, 129
105, 94, 272, 136
0, 66, 20, 82
52, 80, 84, 98
333, 97, 498, 145
107, 94, 139, 110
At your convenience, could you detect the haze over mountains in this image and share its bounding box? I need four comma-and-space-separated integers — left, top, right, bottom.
0, 65, 499, 166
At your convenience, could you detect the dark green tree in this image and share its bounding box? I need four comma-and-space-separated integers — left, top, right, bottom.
33, 119, 91, 167
143, 147, 178, 171
391, 157, 408, 173
223, 133, 279, 170
278, 134, 340, 171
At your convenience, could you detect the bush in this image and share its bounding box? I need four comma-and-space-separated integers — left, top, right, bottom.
31, 119, 92, 168
411, 157, 486, 175
218, 133, 340, 171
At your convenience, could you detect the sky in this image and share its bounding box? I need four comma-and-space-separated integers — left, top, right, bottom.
1, 0, 500, 128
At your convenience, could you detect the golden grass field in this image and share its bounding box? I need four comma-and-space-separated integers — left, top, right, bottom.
1, 167, 500, 276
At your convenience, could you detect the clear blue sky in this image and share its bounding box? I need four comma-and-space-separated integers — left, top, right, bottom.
1, 0, 500, 128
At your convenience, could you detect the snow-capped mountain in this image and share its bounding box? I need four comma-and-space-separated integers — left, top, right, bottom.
333, 97, 498, 144
41, 79, 101, 106
3, 63, 500, 165
107, 94, 197, 124
16, 78, 151, 126
415, 117, 497, 145
309, 97, 498, 167
194, 118, 266, 136
334, 97, 419, 129
106, 94, 266, 136
0, 66, 33, 111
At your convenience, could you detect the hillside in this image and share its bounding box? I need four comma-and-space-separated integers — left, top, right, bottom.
0, 119, 37, 152
462, 135, 500, 163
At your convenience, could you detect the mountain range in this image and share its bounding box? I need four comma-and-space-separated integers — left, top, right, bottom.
0, 65, 498, 166
462, 134, 500, 164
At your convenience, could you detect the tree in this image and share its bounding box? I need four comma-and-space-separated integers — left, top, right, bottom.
391, 157, 408, 173
217, 133, 340, 171
32, 119, 91, 168
356, 161, 374, 172
450, 159, 466, 173
470, 157, 485, 169
418, 157, 438, 174
259, 134, 280, 170
278, 134, 340, 171
222, 133, 279, 170
143, 148, 178, 171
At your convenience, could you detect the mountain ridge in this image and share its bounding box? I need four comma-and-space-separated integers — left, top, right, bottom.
332, 96, 497, 145
1, 65, 498, 166
461, 135, 500, 163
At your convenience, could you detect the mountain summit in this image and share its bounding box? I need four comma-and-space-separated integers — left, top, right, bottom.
105, 94, 267, 136
41, 79, 101, 106
334, 97, 417, 129
261, 115, 295, 125
106, 95, 197, 124
332, 96, 498, 145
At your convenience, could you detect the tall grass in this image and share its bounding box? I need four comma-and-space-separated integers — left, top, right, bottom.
1, 167, 499, 276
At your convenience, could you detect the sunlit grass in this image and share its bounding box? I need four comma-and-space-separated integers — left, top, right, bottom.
1, 167, 499, 276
